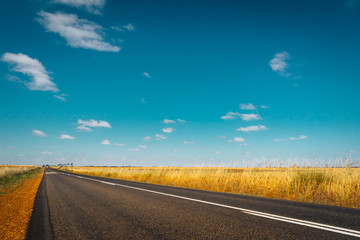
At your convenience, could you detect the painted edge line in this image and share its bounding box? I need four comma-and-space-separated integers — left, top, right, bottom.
58, 172, 360, 238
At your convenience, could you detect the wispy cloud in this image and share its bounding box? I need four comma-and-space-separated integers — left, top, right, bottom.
143, 136, 151, 141
53, 93, 67, 101
122, 23, 135, 31
216, 151, 221, 154
236, 125, 267, 132
114, 143, 124, 146
76, 125, 92, 132
163, 119, 176, 124
163, 118, 186, 124
37, 11, 120, 52
1, 53, 58, 92
138, 145, 147, 149
111, 23, 135, 32
269, 51, 290, 77
32, 129, 47, 137
221, 112, 240, 120
77, 119, 111, 131
289, 135, 308, 141
274, 135, 308, 142
53, 0, 105, 14
155, 134, 167, 141
101, 139, 110, 145
260, 105, 270, 109
162, 127, 174, 133
228, 137, 245, 143
218, 136, 226, 139
183, 141, 195, 144
177, 119, 186, 123
141, 98, 146, 103
240, 103, 257, 110
240, 113, 261, 121
221, 112, 261, 121
58, 134, 75, 140
143, 72, 150, 78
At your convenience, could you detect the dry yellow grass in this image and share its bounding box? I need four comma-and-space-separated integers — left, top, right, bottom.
0, 167, 43, 240
0, 165, 39, 178
56, 166, 360, 209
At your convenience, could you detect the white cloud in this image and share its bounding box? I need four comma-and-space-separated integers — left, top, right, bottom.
229, 137, 245, 143
260, 105, 270, 109
41, 151, 53, 154
177, 119, 186, 123
240, 103, 257, 110
173, 149, 180, 152
138, 145, 147, 149
236, 125, 267, 132
77, 119, 111, 131
244, 150, 251, 154
183, 141, 195, 144
155, 134, 167, 141
54, 93, 67, 101
143, 72, 150, 78
221, 112, 260, 121
143, 136, 151, 141
32, 129, 47, 137
5, 75, 22, 83
269, 51, 290, 77
37, 11, 120, 52
112, 23, 135, 32
128, 148, 140, 152
289, 135, 308, 141
1, 52, 58, 92
101, 139, 110, 145
53, 0, 105, 14
76, 125, 92, 132
163, 119, 176, 124
221, 115, 237, 120
58, 134, 75, 140
274, 135, 308, 142
122, 23, 135, 31
216, 151, 221, 154
141, 98, 146, 103
162, 127, 174, 133
240, 113, 261, 121
114, 143, 124, 146
218, 136, 226, 139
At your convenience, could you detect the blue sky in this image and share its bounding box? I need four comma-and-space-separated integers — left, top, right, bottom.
1, 0, 359, 167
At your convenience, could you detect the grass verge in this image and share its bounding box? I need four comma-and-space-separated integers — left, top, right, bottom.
0, 166, 41, 196
0, 166, 43, 240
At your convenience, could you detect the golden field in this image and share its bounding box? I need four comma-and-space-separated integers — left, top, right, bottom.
0, 165, 38, 179
56, 166, 360, 209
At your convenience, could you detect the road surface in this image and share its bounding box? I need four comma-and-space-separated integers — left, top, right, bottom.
27, 168, 360, 239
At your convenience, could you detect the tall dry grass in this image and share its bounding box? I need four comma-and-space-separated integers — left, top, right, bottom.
56, 166, 360, 208
0, 165, 38, 178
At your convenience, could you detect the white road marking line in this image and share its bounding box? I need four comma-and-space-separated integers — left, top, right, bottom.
57, 172, 360, 238
242, 211, 360, 238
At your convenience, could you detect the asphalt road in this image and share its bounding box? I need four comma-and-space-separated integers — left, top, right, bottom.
27, 168, 360, 239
